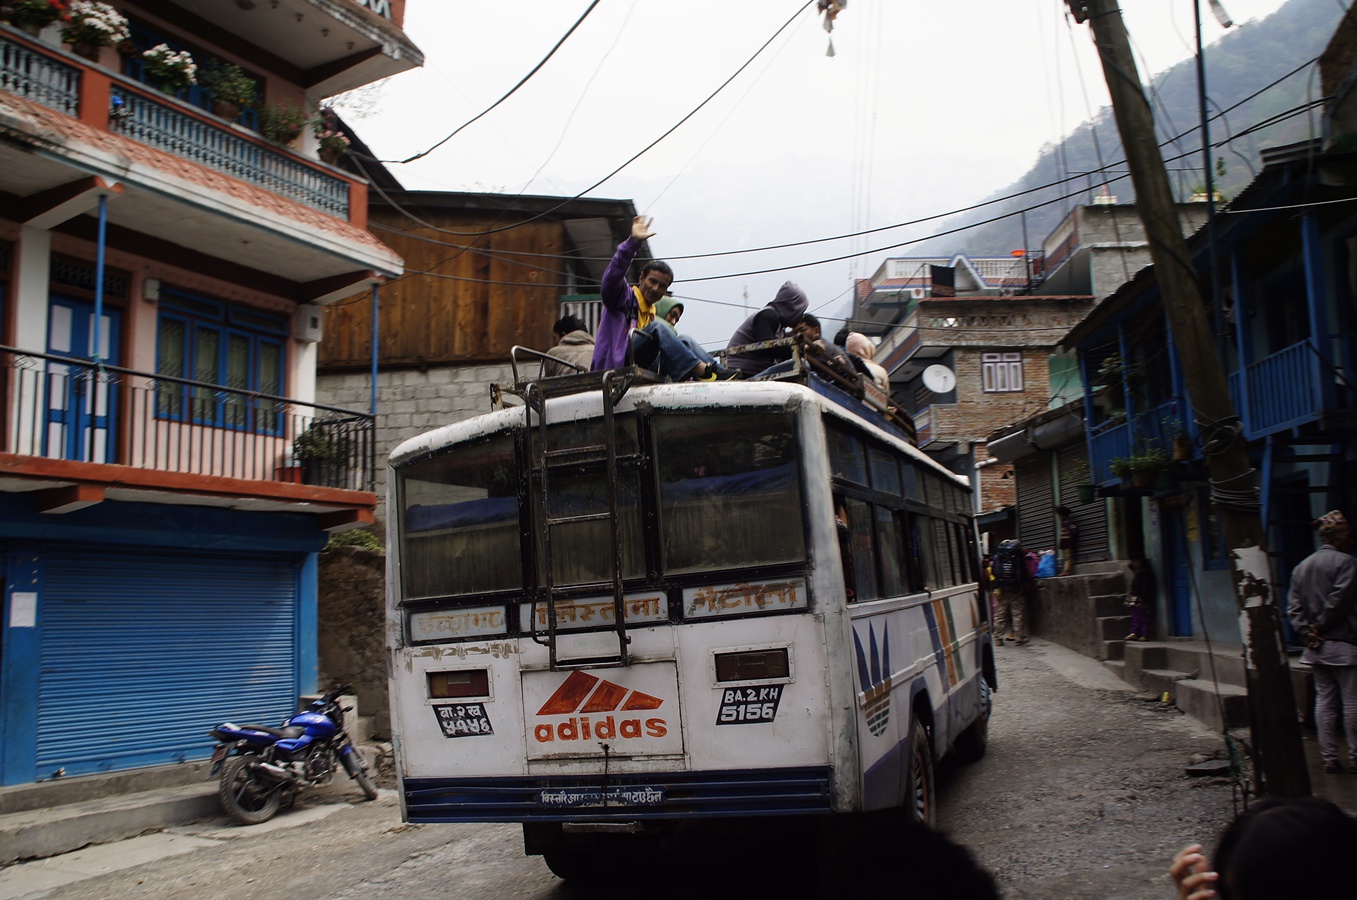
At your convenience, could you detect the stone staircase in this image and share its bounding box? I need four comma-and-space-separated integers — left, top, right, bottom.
1031, 563, 1253, 732
1102, 639, 1251, 732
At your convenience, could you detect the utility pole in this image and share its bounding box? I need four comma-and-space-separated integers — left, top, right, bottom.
1066, 0, 1309, 796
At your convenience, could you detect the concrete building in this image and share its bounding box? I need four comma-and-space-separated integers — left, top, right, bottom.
0, 0, 417, 786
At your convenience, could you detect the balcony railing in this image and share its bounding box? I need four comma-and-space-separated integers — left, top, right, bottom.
1239, 340, 1317, 436
1, 29, 355, 221
2, 347, 374, 491
0, 32, 79, 115
110, 85, 349, 218
1088, 399, 1187, 484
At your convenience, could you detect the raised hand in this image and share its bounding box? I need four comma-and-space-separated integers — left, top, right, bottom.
631, 215, 657, 242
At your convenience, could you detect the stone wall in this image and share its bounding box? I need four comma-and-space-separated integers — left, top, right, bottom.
317, 545, 388, 738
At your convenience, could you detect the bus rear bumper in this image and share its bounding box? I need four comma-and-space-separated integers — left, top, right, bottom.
403, 766, 833, 823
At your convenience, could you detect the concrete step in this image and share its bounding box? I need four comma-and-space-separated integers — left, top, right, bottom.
0, 782, 219, 866
1141, 667, 1195, 699
1097, 615, 1132, 641
1091, 594, 1127, 617
1102, 638, 1126, 661
1173, 678, 1250, 731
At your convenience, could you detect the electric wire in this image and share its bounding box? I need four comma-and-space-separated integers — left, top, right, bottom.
361, 1, 818, 240
386, 0, 604, 165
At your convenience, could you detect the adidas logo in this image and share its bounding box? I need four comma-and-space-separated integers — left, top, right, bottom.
533, 671, 667, 743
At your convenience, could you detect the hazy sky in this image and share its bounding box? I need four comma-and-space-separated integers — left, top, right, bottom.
344, 0, 1292, 347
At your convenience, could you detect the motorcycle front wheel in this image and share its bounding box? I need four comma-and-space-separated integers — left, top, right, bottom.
353, 768, 378, 801
218, 755, 281, 825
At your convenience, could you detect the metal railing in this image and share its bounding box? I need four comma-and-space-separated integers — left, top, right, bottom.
1088, 399, 1187, 484
0, 32, 79, 116
110, 85, 349, 218
1241, 341, 1316, 436
2, 347, 374, 490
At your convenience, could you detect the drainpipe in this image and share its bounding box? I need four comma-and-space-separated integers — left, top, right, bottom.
92, 193, 107, 366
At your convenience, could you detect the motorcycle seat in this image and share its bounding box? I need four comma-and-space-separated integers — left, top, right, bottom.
240, 724, 307, 739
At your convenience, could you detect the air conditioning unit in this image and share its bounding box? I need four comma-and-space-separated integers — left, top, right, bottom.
910, 287, 926, 300
293, 304, 324, 343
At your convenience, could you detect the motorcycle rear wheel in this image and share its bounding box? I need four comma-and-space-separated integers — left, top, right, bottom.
218, 756, 281, 825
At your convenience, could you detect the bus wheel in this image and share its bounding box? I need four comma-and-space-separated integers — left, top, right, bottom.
906, 716, 936, 827
954, 679, 991, 762
542, 848, 601, 883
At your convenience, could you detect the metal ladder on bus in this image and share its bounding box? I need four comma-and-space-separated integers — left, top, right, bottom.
523, 369, 633, 670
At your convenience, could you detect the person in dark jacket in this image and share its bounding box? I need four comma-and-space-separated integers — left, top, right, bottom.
1287, 510, 1357, 773
724, 281, 809, 376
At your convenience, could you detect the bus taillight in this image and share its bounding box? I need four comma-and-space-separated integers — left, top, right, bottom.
715, 649, 790, 682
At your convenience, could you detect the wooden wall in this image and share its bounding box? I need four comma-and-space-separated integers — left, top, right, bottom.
319, 211, 576, 370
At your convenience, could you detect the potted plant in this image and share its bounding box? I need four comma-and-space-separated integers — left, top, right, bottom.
59, 1, 127, 61
312, 107, 349, 164
294, 422, 352, 487
4, 0, 65, 36
142, 43, 197, 95
197, 60, 256, 121
256, 99, 309, 146
1076, 484, 1098, 504
1127, 446, 1170, 489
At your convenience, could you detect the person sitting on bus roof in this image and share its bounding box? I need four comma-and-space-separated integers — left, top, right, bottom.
542, 314, 595, 378
592, 216, 738, 381
844, 332, 889, 390
754, 313, 856, 380
725, 281, 809, 376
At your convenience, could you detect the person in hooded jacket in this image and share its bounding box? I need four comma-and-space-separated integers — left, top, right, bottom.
543, 314, 595, 377
724, 281, 809, 376
593, 217, 736, 381
844, 332, 890, 392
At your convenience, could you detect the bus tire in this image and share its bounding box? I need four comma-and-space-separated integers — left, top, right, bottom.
542, 849, 601, 883
906, 715, 936, 827
953, 679, 991, 762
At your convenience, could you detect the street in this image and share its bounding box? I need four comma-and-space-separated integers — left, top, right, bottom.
5, 639, 1239, 900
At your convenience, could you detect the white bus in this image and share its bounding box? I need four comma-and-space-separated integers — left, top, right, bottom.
386, 366, 996, 881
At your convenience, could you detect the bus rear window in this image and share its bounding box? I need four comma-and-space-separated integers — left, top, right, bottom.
653, 413, 805, 575
398, 435, 521, 600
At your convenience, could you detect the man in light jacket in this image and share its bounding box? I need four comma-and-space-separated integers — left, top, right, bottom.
543, 315, 594, 377
1288, 510, 1357, 773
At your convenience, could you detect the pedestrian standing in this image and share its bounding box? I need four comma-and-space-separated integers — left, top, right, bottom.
1125, 557, 1155, 642
990, 539, 1030, 645
1056, 505, 1079, 576
1286, 509, 1357, 774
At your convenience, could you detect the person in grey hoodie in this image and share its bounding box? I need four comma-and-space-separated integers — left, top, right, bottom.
543, 314, 595, 377
1288, 510, 1357, 773
724, 282, 809, 376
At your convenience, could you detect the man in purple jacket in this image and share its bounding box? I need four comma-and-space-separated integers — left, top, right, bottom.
591, 216, 735, 380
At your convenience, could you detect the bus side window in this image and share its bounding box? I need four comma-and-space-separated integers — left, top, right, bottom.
834, 497, 856, 602
914, 515, 943, 590
874, 504, 906, 597
845, 497, 879, 601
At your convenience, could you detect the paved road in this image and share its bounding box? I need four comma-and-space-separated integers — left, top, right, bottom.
3, 639, 1244, 899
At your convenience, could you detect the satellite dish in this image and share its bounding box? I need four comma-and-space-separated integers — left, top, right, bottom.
922, 364, 956, 394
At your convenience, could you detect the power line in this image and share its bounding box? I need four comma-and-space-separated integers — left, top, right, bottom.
361, 1, 818, 239
386, 1, 604, 165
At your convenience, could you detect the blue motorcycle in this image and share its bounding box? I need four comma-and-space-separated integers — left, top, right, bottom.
208, 683, 378, 825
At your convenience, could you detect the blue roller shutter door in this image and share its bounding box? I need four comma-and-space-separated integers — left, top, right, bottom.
37, 550, 299, 778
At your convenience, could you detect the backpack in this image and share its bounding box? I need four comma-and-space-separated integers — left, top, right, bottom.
991, 542, 1025, 589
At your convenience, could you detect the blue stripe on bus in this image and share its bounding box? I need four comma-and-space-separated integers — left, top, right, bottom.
402, 767, 833, 823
